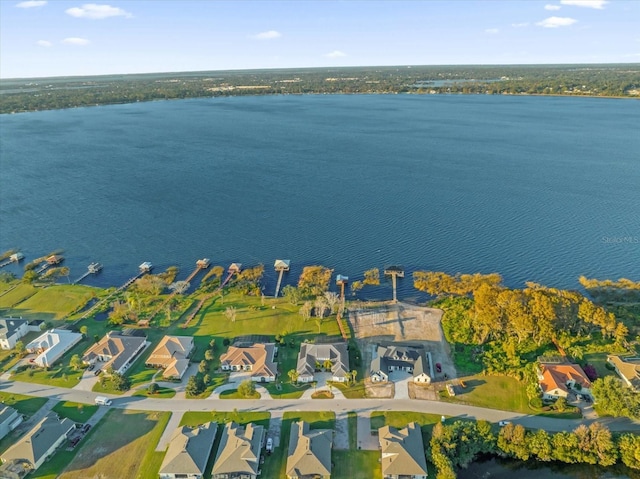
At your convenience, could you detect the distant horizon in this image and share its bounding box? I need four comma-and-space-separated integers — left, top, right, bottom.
2, 1, 638, 79
2, 61, 639, 82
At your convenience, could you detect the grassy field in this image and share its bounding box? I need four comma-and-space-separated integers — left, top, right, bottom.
583, 352, 618, 380
133, 386, 176, 399
441, 374, 531, 412
58, 409, 170, 479
219, 388, 261, 399
52, 401, 99, 423
180, 410, 270, 428
15, 285, 97, 320
0, 283, 37, 309
333, 450, 381, 479
0, 391, 48, 416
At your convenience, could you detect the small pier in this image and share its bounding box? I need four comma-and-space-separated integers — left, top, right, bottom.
336, 274, 349, 301
181, 262, 242, 328
73, 262, 103, 284
0, 252, 24, 269
273, 259, 290, 297
36, 255, 64, 274
384, 265, 404, 303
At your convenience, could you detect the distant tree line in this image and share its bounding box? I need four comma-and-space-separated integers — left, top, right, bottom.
1, 64, 638, 113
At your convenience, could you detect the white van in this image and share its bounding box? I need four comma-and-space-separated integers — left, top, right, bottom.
95, 396, 112, 406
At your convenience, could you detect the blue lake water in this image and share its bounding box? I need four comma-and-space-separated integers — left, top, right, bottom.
1, 94, 639, 298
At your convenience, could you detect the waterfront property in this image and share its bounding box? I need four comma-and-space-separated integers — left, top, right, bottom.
537, 362, 592, 400
83, 331, 147, 375
25, 329, 83, 368
0, 404, 22, 440
286, 420, 333, 479
0, 318, 31, 350
379, 422, 428, 479
220, 342, 278, 383
212, 421, 265, 479
158, 422, 218, 479
146, 335, 194, 380
296, 342, 350, 383
370, 345, 431, 384
0, 412, 75, 474
607, 355, 640, 391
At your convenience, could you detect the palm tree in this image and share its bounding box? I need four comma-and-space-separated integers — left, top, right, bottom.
288, 369, 299, 383
350, 370, 358, 386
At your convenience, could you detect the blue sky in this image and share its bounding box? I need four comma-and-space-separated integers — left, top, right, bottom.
1, 0, 638, 79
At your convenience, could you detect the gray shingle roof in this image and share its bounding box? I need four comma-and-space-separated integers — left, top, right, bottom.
159, 422, 217, 476
286, 421, 332, 478
297, 342, 349, 379
213, 422, 264, 477
379, 422, 428, 476
0, 318, 27, 340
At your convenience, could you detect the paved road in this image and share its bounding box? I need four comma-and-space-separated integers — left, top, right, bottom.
2, 379, 639, 433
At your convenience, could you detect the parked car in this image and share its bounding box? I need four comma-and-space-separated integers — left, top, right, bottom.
265, 437, 273, 453
94, 369, 102, 376
498, 421, 511, 427
435, 363, 442, 373
87, 364, 95, 371
82, 424, 91, 433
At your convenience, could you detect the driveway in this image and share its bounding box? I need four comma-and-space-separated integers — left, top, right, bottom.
73, 368, 102, 391
300, 373, 347, 399
334, 412, 349, 449
389, 370, 412, 399
357, 412, 378, 450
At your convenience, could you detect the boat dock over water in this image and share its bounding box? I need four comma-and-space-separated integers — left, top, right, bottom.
73, 262, 103, 284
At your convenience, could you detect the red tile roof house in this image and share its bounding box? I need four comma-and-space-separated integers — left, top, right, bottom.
537, 362, 592, 400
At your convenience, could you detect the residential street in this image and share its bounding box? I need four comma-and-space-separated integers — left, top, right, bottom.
2, 378, 639, 433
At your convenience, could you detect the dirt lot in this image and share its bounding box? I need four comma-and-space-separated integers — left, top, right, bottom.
348, 301, 457, 383
365, 378, 394, 398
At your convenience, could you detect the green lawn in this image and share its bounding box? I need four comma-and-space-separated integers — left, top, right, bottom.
0, 283, 37, 309
333, 450, 381, 479
15, 285, 97, 320
263, 379, 311, 399
347, 411, 357, 449
52, 401, 99, 423
583, 352, 618, 380
133, 386, 176, 399
330, 380, 367, 399
58, 409, 170, 479
0, 391, 48, 416
441, 374, 531, 413
219, 388, 261, 399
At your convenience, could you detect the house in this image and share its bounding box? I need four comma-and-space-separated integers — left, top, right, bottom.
607, 355, 640, 391
1, 413, 75, 472
25, 329, 83, 368
83, 331, 147, 375
0, 405, 22, 441
212, 422, 264, 479
379, 422, 428, 479
369, 345, 431, 384
146, 336, 194, 380
537, 362, 592, 400
158, 422, 218, 479
220, 343, 278, 382
286, 421, 333, 479
0, 318, 30, 350
296, 342, 350, 383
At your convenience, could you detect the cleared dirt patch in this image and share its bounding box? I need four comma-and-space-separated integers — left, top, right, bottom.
59, 409, 170, 479
348, 301, 457, 382
364, 378, 394, 398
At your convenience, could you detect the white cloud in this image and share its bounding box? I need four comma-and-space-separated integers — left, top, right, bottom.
485, 28, 499, 34
544, 4, 561, 10
16, 0, 46, 7
511, 22, 529, 27
251, 30, 282, 40
37, 40, 52, 47
560, 0, 608, 8
65, 3, 132, 19
536, 16, 578, 28
324, 50, 347, 58
62, 37, 90, 45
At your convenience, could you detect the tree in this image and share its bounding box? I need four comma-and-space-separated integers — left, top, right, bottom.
282, 285, 302, 305
209, 339, 216, 350
314, 297, 328, 318
224, 306, 237, 323
69, 354, 83, 371
14, 340, 25, 358
322, 359, 333, 370
205, 349, 214, 361
147, 382, 159, 395
299, 301, 313, 322
363, 268, 380, 286
592, 376, 640, 419
324, 291, 339, 313
79, 325, 88, 337
555, 396, 568, 412
22, 270, 39, 284
199, 360, 209, 374
298, 265, 332, 297
237, 379, 257, 398
288, 369, 299, 383
618, 433, 640, 469
111, 372, 130, 391
350, 370, 358, 385
203, 374, 211, 385
186, 375, 205, 396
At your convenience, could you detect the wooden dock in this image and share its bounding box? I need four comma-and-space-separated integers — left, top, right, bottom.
0, 252, 24, 269
73, 262, 103, 284
273, 259, 290, 298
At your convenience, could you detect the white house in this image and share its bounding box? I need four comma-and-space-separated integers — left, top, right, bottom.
369, 345, 432, 385
0, 405, 23, 440
0, 318, 30, 350
26, 329, 83, 368
296, 342, 350, 383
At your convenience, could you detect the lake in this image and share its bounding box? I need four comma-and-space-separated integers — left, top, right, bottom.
1, 94, 638, 297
